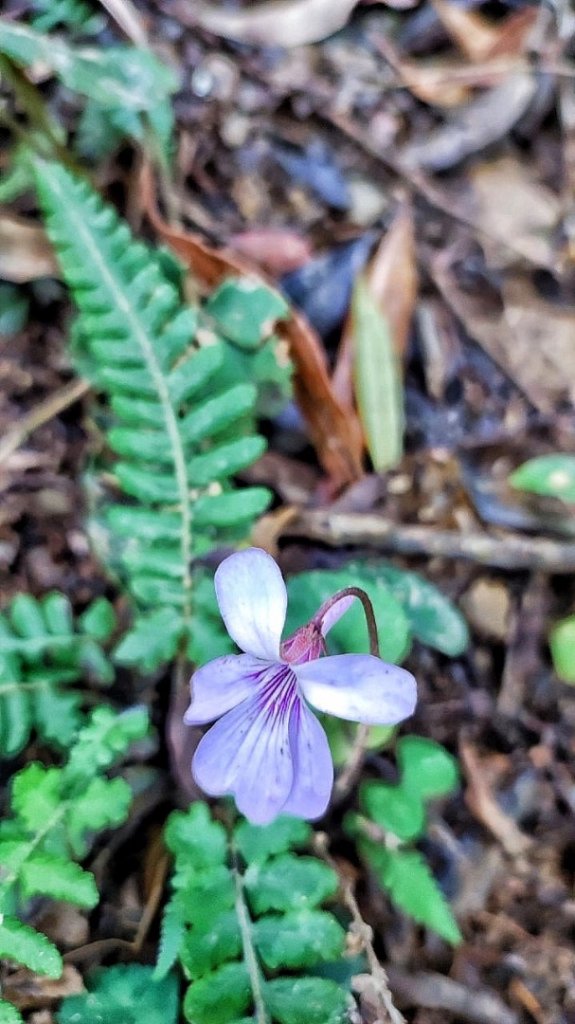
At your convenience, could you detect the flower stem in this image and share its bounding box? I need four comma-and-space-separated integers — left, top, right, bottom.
315, 586, 380, 657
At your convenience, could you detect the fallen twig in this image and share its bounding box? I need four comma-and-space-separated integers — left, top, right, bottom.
313, 833, 406, 1024
0, 378, 90, 466
289, 510, 575, 573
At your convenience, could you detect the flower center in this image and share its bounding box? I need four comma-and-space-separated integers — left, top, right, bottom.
257, 662, 298, 722
280, 623, 326, 665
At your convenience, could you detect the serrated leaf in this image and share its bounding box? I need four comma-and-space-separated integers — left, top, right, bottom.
180, 910, 241, 980
359, 780, 425, 841
234, 816, 311, 865
11, 763, 62, 831
165, 804, 227, 868
254, 909, 345, 970
0, 22, 177, 111
244, 854, 337, 915
397, 736, 459, 800
20, 853, 98, 908
265, 976, 350, 1024
377, 848, 462, 945
35, 160, 268, 674
114, 608, 184, 672
183, 962, 251, 1024
57, 964, 179, 1024
179, 867, 236, 930
371, 563, 469, 657
66, 776, 132, 857
205, 278, 288, 349
510, 454, 575, 502
154, 899, 186, 981
65, 705, 149, 781
0, 998, 24, 1024
0, 916, 62, 978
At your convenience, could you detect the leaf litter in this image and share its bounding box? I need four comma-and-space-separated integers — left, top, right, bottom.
2, 0, 575, 1021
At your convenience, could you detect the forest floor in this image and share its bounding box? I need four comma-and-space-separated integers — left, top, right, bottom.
2, 1, 575, 1022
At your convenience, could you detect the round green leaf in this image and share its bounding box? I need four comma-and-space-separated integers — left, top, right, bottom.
265, 976, 350, 1024
286, 570, 410, 663
360, 562, 469, 657
234, 816, 311, 865
397, 736, 459, 799
550, 614, 575, 684
510, 454, 575, 502
360, 780, 425, 841
183, 963, 251, 1024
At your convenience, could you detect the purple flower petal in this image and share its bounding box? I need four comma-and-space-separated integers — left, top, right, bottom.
281, 702, 333, 820
295, 654, 417, 725
184, 654, 267, 725
215, 548, 287, 660
192, 666, 297, 824
319, 594, 357, 636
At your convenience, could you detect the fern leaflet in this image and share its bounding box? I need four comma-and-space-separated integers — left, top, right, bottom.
0, 707, 150, 978
156, 804, 353, 1024
33, 160, 274, 670
0, 592, 115, 757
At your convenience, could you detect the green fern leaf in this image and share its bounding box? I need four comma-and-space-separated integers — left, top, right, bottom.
0, 707, 151, 984
0, 592, 115, 757
0, 916, 62, 978
33, 159, 274, 671
31, 0, 104, 34
158, 804, 350, 1023
0, 998, 24, 1024
19, 853, 98, 908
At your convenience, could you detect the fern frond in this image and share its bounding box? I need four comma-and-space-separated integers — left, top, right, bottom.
0, 707, 150, 977
33, 160, 279, 670
0, 593, 115, 757
30, 0, 104, 34
0, 998, 24, 1024
156, 804, 353, 1024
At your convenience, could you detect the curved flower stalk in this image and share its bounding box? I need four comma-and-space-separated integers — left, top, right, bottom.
185, 548, 417, 824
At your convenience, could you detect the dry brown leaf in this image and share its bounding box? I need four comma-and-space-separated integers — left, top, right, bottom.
404, 73, 537, 172
0, 213, 59, 283
178, 0, 359, 47
333, 201, 417, 407
432, 0, 538, 63
460, 741, 532, 857
140, 164, 364, 487
95, 0, 149, 45
432, 252, 575, 413
229, 228, 312, 276
469, 156, 561, 270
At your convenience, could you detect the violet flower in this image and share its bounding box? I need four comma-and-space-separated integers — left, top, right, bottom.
185, 548, 416, 824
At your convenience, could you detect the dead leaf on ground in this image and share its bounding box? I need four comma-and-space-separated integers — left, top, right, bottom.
431, 250, 575, 413
404, 73, 537, 172
469, 157, 561, 271
333, 201, 417, 406
229, 227, 312, 276
141, 163, 364, 487
0, 213, 59, 282
176, 0, 361, 48
431, 0, 538, 63
460, 740, 532, 857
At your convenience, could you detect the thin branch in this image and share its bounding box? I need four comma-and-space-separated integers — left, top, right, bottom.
0, 378, 90, 466
289, 511, 575, 573
313, 833, 406, 1024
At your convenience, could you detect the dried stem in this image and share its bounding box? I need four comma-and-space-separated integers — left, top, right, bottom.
0, 378, 90, 466
313, 833, 406, 1024
290, 510, 575, 573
